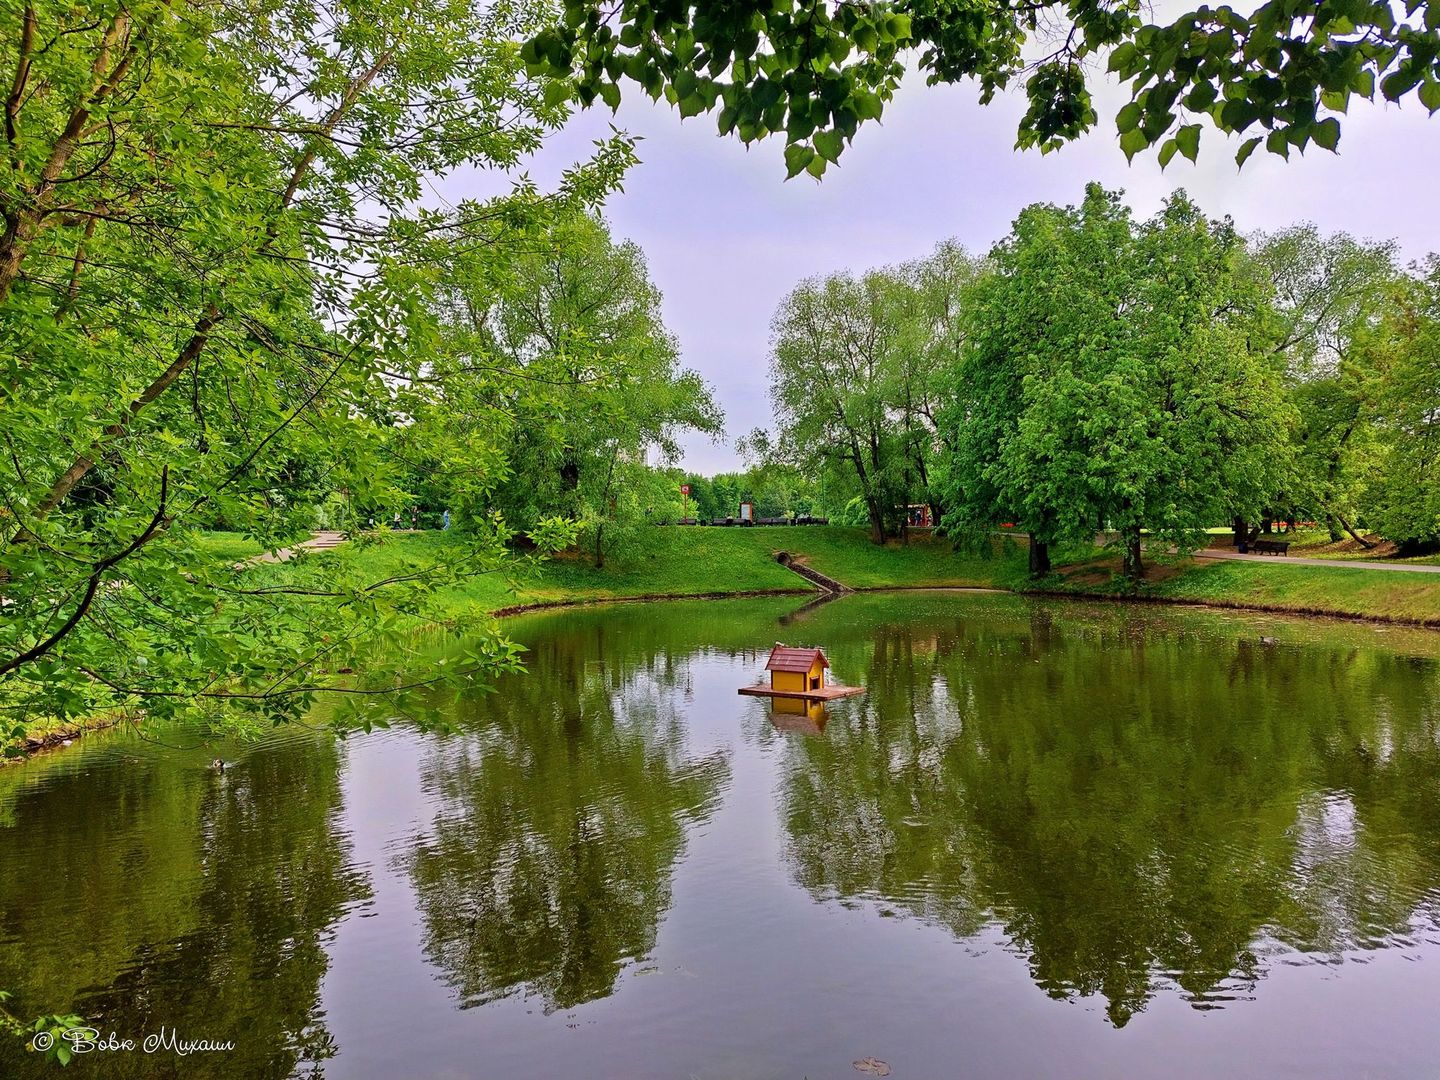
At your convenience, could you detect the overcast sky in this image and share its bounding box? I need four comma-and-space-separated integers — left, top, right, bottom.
455, 68, 1440, 474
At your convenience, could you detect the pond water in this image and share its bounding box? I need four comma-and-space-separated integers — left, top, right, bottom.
3, 592, 1440, 1079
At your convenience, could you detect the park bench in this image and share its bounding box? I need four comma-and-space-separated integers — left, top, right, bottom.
1251, 539, 1291, 556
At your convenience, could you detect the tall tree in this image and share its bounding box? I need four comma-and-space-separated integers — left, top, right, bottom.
1360, 259, 1440, 549
1252, 225, 1402, 544
767, 271, 911, 543
0, 0, 637, 727
938, 184, 1291, 579
397, 213, 721, 567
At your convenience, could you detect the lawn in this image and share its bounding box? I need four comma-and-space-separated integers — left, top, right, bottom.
227, 525, 1440, 629
1043, 553, 1440, 625
191, 530, 268, 563
280, 526, 1031, 622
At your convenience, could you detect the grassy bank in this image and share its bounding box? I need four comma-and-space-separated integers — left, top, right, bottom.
1039, 553, 1440, 625
9, 525, 1440, 758
241, 525, 1440, 627
297, 526, 1031, 621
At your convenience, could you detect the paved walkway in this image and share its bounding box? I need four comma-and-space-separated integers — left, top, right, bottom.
244, 530, 347, 566
1194, 548, 1440, 574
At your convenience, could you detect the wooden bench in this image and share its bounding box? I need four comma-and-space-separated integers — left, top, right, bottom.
1251, 539, 1291, 556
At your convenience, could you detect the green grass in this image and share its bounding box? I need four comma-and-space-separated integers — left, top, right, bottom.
290, 526, 1030, 623
1037, 553, 1440, 625
240, 525, 1440, 627
161, 522, 1440, 656
191, 530, 267, 563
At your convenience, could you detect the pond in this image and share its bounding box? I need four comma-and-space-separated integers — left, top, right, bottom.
2, 592, 1440, 1079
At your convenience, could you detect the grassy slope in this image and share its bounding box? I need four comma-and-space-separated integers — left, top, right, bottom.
221, 525, 1440, 627
1041, 553, 1440, 624
192, 530, 266, 563
303, 526, 1030, 622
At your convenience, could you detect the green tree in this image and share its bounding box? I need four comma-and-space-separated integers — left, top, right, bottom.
938, 184, 1291, 578
0, 0, 637, 727
526, 0, 1439, 176
1252, 225, 1403, 544
767, 270, 917, 542
401, 213, 721, 567
1361, 259, 1440, 548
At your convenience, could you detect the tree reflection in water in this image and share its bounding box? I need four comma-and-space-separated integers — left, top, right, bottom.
402, 624, 730, 1012
777, 603, 1440, 1026
0, 732, 369, 1079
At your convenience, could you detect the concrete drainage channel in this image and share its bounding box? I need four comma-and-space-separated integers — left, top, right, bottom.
775, 551, 849, 595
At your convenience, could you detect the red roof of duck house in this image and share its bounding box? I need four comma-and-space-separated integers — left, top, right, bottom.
766, 646, 828, 673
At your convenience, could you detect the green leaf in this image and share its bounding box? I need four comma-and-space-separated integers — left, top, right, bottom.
1175, 123, 1200, 162
1157, 138, 1178, 168
1119, 127, 1148, 160
813, 128, 844, 162
1116, 101, 1142, 134
1420, 78, 1440, 114
1311, 116, 1340, 151
784, 142, 815, 179
1381, 68, 1420, 102
1234, 135, 1262, 168
543, 81, 571, 109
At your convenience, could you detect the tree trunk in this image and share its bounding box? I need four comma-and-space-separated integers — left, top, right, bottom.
1337, 514, 1375, 549
1325, 514, 1343, 543
1028, 538, 1050, 577
865, 498, 886, 545
1122, 529, 1144, 580
593, 524, 604, 569
1232, 517, 1247, 547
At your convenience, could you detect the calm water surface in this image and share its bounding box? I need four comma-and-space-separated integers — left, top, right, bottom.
3, 593, 1440, 1079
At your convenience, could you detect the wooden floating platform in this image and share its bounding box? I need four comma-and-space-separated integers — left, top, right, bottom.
737, 685, 865, 702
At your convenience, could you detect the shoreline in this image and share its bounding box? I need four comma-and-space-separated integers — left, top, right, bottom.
8, 573, 1438, 764
491, 581, 1440, 630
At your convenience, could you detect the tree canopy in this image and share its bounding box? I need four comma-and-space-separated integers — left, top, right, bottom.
525, 0, 1440, 177
0, 0, 647, 729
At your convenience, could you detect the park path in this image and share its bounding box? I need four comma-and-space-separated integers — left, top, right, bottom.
1193, 548, 1440, 574
244, 530, 347, 566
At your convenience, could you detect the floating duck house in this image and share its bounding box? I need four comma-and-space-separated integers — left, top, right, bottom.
738, 644, 865, 702
767, 645, 828, 693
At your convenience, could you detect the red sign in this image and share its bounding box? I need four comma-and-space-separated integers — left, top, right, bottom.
680, 484, 690, 496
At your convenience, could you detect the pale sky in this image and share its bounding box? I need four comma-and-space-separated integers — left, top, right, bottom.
456, 68, 1440, 474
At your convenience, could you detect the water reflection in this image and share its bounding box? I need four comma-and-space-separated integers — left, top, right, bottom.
0, 732, 369, 1078
777, 603, 1440, 1025
769, 698, 830, 736
2, 595, 1440, 1078
401, 626, 730, 1012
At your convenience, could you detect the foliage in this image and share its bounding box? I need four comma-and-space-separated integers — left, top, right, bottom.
0, 0, 637, 729
764, 244, 977, 543
0, 991, 84, 1067
1362, 259, 1440, 546
1253, 225, 1403, 542
936, 183, 1293, 577
391, 213, 721, 567
524, 0, 1440, 176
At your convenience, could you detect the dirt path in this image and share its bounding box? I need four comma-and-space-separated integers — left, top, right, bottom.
1194, 549, 1440, 574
